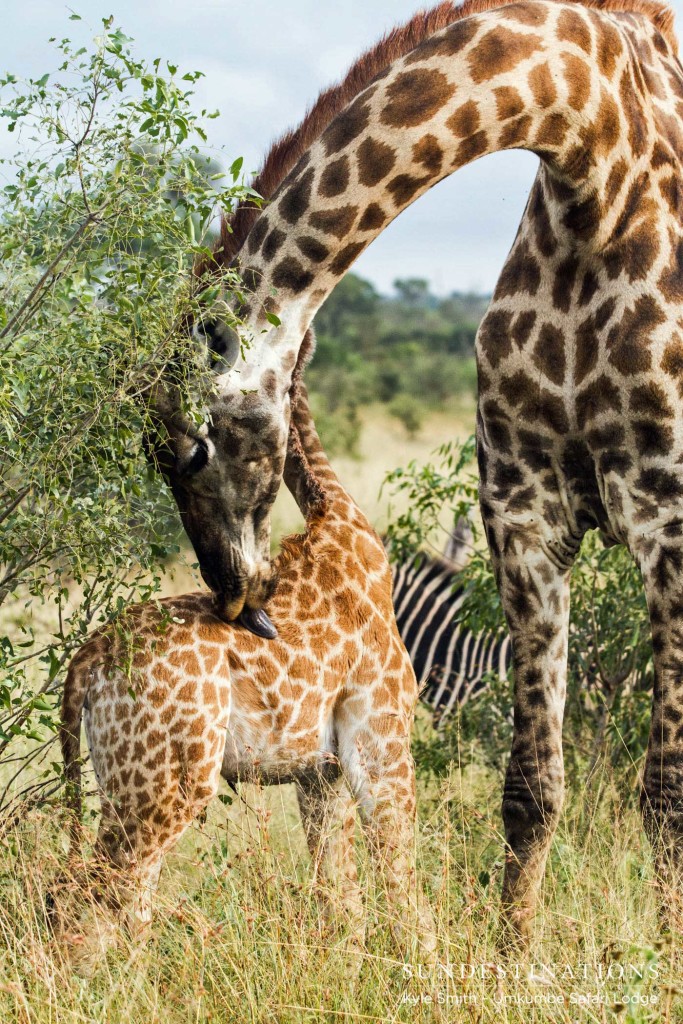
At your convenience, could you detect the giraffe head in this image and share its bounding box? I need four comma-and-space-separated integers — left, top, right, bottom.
150, 321, 315, 622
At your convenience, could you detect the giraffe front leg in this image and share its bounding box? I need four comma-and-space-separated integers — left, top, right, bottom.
296, 771, 365, 954
337, 713, 437, 964
486, 517, 573, 949
635, 535, 683, 934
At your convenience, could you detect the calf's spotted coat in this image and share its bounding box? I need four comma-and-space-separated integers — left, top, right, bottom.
57, 371, 435, 964
180, 0, 683, 940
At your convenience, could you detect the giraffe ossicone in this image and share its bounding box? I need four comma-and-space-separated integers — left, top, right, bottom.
148, 0, 683, 941
55, 363, 436, 969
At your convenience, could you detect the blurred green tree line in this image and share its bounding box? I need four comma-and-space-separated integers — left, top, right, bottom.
308, 273, 487, 453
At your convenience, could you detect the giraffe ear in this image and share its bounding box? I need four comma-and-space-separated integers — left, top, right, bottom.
284, 327, 326, 515
284, 420, 326, 518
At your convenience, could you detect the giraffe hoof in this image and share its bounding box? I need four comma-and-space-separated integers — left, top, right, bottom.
238, 607, 278, 639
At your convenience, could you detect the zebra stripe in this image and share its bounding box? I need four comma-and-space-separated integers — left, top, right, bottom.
390, 551, 512, 720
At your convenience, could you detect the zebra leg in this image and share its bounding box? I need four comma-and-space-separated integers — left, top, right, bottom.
486, 517, 574, 949
296, 771, 366, 953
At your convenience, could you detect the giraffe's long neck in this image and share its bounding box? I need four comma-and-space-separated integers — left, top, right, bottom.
236, 0, 672, 377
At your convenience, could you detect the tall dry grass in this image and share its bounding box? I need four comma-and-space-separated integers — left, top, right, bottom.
0, 720, 680, 1023
1, 401, 681, 1021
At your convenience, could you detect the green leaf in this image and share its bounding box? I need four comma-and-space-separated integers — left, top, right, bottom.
47, 649, 61, 683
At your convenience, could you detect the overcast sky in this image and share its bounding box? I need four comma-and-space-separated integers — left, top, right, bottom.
3, 0, 683, 294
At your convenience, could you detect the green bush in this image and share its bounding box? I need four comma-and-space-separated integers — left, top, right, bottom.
309, 274, 485, 420
0, 18, 251, 814
389, 395, 423, 439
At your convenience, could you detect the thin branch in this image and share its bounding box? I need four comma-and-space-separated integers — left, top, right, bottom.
0, 550, 44, 605
0, 736, 57, 810
0, 486, 31, 528
0, 778, 61, 837
0, 211, 100, 350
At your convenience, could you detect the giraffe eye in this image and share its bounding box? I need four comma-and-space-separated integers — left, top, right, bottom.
177, 440, 209, 478
194, 318, 240, 372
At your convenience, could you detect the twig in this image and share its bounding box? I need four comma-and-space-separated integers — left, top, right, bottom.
0, 486, 31, 528
0, 212, 100, 350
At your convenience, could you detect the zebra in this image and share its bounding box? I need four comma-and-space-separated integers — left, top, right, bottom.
389, 521, 511, 724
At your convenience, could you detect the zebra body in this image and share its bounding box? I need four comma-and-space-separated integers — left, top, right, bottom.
391, 552, 511, 721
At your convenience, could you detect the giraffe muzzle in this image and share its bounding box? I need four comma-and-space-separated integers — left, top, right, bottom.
211, 556, 279, 633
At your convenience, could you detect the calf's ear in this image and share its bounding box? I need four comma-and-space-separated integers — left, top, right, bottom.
283, 421, 326, 519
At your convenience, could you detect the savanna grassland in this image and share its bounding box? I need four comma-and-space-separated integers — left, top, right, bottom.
0, 712, 678, 1023
3, 28, 680, 1022
0, 395, 681, 1024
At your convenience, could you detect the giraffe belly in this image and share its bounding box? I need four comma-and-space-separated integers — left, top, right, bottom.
220, 682, 338, 786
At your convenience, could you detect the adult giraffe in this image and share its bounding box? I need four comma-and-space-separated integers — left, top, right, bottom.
153, 0, 683, 941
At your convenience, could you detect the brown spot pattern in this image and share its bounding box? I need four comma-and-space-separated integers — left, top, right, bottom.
272, 257, 315, 293
448, 100, 481, 141
323, 97, 371, 156
357, 137, 397, 186
412, 134, 444, 173
280, 168, 315, 224
607, 296, 666, 376
557, 9, 592, 53
386, 173, 430, 206
358, 203, 386, 231
529, 62, 556, 108
380, 68, 456, 128
296, 235, 329, 263
495, 85, 524, 120
329, 242, 365, 276
319, 156, 350, 197
562, 53, 591, 111
309, 205, 358, 239
533, 324, 566, 386
468, 27, 542, 85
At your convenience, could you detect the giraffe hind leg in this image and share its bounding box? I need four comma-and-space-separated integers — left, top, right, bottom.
54, 741, 224, 973
635, 533, 683, 933
485, 517, 574, 949
335, 697, 437, 963
296, 769, 366, 957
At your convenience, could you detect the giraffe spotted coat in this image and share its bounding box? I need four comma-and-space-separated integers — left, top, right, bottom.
56, 373, 435, 966
148, 0, 683, 942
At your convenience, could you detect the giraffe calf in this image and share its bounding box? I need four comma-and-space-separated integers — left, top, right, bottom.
54, 373, 435, 968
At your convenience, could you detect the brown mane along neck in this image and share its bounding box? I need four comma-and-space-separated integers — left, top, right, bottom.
196, 0, 675, 280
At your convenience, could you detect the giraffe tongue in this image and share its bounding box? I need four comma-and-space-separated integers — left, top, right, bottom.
238, 607, 278, 640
